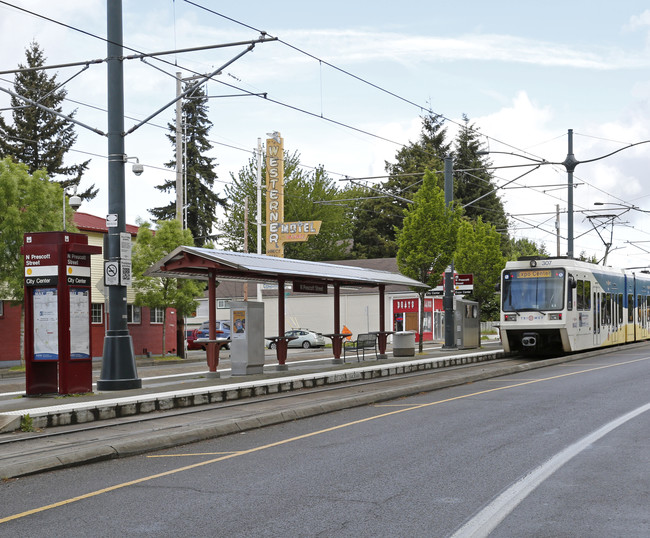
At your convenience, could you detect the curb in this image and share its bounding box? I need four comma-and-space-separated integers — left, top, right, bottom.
1, 349, 508, 431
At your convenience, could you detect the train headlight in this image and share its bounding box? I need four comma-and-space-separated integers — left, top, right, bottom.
504, 314, 517, 322
548, 313, 562, 320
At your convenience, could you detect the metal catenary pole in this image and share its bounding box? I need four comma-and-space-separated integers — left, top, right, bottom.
442, 155, 456, 349
98, 0, 141, 390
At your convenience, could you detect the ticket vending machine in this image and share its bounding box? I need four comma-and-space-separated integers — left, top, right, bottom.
229, 301, 265, 375
22, 231, 102, 395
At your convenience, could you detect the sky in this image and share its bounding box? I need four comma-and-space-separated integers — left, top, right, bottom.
2, 0, 650, 268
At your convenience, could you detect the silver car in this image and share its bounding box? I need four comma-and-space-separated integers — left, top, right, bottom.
267, 329, 326, 349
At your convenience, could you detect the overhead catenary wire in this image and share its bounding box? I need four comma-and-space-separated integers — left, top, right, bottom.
0, 0, 646, 258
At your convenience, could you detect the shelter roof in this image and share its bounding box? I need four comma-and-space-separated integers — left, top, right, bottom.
146, 247, 428, 289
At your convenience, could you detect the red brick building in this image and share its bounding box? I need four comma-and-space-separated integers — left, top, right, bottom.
0, 213, 177, 365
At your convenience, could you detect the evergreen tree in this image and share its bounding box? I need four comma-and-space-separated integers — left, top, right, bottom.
352, 111, 449, 258
452, 115, 509, 249
0, 41, 95, 199
151, 82, 225, 246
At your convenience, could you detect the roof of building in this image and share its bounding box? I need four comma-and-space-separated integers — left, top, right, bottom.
73, 212, 138, 236
146, 247, 428, 290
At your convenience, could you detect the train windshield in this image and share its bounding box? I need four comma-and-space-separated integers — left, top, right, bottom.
502, 268, 565, 312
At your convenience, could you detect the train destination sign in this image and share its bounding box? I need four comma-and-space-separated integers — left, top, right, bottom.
511, 269, 554, 279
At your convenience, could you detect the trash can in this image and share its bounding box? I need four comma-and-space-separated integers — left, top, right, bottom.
393, 331, 415, 357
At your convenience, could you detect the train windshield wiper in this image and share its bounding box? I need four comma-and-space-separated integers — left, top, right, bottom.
516, 308, 547, 315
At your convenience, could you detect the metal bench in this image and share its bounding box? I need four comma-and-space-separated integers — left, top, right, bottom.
343, 333, 377, 362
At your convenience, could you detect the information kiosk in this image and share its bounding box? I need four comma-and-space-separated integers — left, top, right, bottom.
22, 231, 102, 395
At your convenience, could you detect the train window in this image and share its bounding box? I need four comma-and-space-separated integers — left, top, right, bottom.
597, 292, 601, 333
618, 294, 623, 325
629, 294, 635, 323
584, 281, 591, 309
603, 294, 611, 325
501, 269, 565, 312
576, 280, 584, 310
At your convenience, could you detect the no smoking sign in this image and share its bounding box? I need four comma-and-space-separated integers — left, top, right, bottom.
104, 261, 119, 286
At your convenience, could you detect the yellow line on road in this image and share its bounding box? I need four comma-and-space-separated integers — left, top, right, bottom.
147, 452, 243, 458
1, 355, 647, 524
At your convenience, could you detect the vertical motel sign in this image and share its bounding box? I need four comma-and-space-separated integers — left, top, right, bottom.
265, 133, 321, 257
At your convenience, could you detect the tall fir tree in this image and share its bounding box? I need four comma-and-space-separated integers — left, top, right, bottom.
0, 41, 96, 199
351, 111, 449, 258
151, 82, 225, 246
452, 114, 509, 250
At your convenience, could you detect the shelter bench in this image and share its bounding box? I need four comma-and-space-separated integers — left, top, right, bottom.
343, 333, 377, 362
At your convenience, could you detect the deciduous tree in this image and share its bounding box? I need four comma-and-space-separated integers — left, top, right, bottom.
454, 217, 505, 320
219, 150, 352, 261
396, 169, 462, 350
132, 220, 204, 356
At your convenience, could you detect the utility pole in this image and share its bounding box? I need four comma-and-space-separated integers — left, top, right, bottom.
175, 72, 183, 222
563, 128, 578, 258
244, 196, 249, 301
256, 137, 263, 302
98, 0, 141, 390
556, 204, 561, 257
442, 155, 456, 350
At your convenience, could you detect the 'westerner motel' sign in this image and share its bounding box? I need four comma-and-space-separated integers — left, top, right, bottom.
265, 133, 321, 257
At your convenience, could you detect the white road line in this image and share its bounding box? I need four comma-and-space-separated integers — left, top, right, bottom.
451, 402, 650, 538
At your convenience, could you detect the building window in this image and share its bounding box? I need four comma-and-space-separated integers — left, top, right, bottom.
217, 299, 231, 309
127, 304, 141, 324
150, 307, 164, 324
91, 303, 103, 324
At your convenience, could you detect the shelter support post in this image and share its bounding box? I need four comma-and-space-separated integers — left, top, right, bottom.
376, 285, 389, 359
276, 276, 289, 369
327, 283, 344, 364
206, 269, 219, 377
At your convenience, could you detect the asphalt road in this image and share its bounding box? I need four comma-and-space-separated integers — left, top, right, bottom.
0, 346, 648, 537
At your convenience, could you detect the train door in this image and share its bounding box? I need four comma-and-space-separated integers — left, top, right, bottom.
592, 290, 600, 346
575, 277, 591, 349
627, 292, 635, 342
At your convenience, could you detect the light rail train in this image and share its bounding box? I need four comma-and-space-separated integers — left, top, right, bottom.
499, 257, 650, 354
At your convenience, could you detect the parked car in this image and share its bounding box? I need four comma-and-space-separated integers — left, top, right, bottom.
267, 329, 326, 349
198, 320, 231, 340
186, 320, 231, 350
185, 329, 204, 351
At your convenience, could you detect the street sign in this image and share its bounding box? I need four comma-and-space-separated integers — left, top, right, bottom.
120, 260, 132, 286
120, 232, 132, 260
104, 260, 119, 286
106, 214, 118, 228
428, 273, 474, 295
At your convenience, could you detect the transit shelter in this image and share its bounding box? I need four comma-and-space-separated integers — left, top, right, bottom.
146, 247, 428, 370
